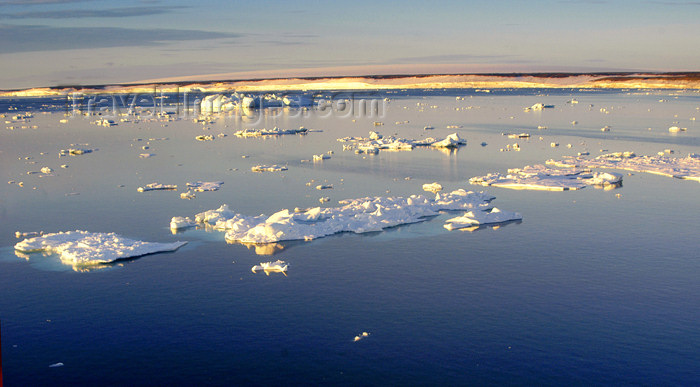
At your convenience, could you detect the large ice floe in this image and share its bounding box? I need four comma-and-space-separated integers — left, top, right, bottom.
547, 152, 700, 183
470, 164, 623, 191
170, 189, 497, 244
14, 231, 187, 266
444, 208, 523, 230
338, 131, 466, 154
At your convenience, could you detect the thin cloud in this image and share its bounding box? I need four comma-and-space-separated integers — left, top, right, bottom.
0, 6, 188, 19
0, 24, 242, 53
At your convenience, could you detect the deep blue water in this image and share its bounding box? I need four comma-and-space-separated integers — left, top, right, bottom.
1, 89, 699, 385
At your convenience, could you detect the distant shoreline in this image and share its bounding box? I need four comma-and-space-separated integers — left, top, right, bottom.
3, 72, 700, 97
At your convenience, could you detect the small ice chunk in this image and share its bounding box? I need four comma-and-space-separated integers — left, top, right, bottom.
137, 183, 177, 192
14, 231, 187, 266
49, 362, 64, 368
40, 167, 53, 174
444, 208, 522, 230
422, 182, 443, 193
195, 135, 214, 141
431, 133, 466, 148
353, 332, 370, 342
316, 184, 333, 190
313, 154, 330, 161
251, 259, 288, 274
180, 190, 196, 200
139, 153, 155, 158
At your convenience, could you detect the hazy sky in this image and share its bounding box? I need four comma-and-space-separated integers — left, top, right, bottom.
1, 0, 699, 89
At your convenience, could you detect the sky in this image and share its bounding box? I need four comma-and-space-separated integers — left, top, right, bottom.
0, 0, 699, 89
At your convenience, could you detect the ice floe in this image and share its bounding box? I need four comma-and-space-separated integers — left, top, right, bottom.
338, 131, 466, 154
470, 165, 623, 191
137, 183, 178, 192
547, 152, 700, 183
170, 189, 496, 244
251, 260, 288, 275
251, 165, 288, 172
234, 127, 308, 137
444, 208, 523, 230
14, 230, 187, 266
186, 181, 224, 192
59, 148, 94, 156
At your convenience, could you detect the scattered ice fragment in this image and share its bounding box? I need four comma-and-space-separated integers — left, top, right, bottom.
422, 182, 443, 193
251, 260, 288, 275
424, 126, 434, 130
668, 126, 686, 133
353, 332, 370, 342
49, 362, 64, 368
14, 231, 187, 266
251, 165, 288, 172
313, 154, 330, 161
470, 165, 622, 191
319, 197, 330, 203
172, 189, 495, 244
444, 208, 522, 230
316, 184, 333, 190
186, 181, 224, 192
137, 183, 177, 192
551, 142, 559, 147
60, 164, 68, 168
40, 167, 53, 174
601, 126, 611, 132
139, 153, 155, 158
195, 135, 214, 141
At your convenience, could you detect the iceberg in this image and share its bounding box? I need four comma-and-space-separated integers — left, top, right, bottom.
547, 152, 700, 183
444, 208, 523, 230
251, 260, 288, 275
470, 165, 623, 191
170, 189, 496, 244
14, 230, 187, 266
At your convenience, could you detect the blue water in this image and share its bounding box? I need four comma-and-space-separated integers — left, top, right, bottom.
1, 89, 699, 385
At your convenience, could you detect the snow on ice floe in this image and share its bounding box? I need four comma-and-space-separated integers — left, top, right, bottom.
444, 208, 522, 230
547, 152, 700, 183
170, 189, 497, 244
470, 165, 623, 191
186, 181, 224, 192
137, 183, 178, 192
251, 260, 288, 275
234, 127, 308, 137
251, 165, 288, 172
14, 230, 187, 266
338, 131, 465, 154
